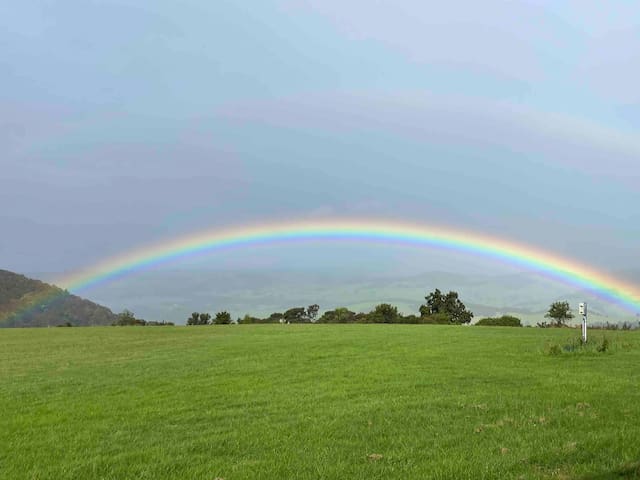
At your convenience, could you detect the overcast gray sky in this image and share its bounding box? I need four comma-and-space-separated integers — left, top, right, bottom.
2, 1, 639, 280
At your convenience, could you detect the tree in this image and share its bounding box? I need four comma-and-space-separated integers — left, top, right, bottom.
113, 309, 145, 326
369, 303, 400, 323
420, 288, 445, 317
284, 307, 306, 323
187, 312, 200, 325
545, 301, 574, 327
187, 312, 211, 325
214, 311, 231, 324
318, 307, 356, 323
238, 314, 262, 324
419, 289, 473, 324
268, 312, 284, 323
305, 304, 320, 322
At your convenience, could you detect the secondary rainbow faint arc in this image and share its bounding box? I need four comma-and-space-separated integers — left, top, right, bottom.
55, 218, 640, 311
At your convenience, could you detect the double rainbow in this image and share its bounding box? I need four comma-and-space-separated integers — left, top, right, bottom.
47, 218, 639, 313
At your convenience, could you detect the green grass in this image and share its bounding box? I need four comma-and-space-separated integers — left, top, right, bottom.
1, 325, 639, 479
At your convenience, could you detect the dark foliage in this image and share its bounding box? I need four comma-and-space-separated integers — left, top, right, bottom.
368, 303, 401, 323
318, 307, 357, 323
306, 304, 320, 322
476, 315, 522, 327
187, 312, 212, 325
545, 301, 574, 327
284, 307, 307, 323
214, 311, 232, 324
419, 289, 474, 324
418, 313, 453, 324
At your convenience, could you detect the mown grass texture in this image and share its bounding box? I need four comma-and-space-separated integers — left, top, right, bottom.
1, 325, 639, 479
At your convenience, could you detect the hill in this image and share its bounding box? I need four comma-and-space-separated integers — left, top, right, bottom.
0, 269, 117, 327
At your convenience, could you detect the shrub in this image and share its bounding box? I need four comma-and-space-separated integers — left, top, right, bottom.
238, 314, 261, 324
597, 337, 609, 353
543, 334, 628, 356
476, 315, 522, 327
368, 304, 401, 324
215, 311, 232, 325
318, 308, 356, 323
419, 313, 452, 325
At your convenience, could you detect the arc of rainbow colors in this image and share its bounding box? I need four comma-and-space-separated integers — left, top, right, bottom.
52, 218, 640, 313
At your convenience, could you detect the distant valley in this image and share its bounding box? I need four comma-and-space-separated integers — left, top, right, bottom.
29, 268, 640, 326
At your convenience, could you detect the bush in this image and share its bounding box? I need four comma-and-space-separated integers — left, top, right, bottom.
419, 313, 452, 325
368, 304, 401, 324
318, 308, 356, 323
113, 310, 146, 326
215, 311, 232, 325
543, 334, 628, 356
476, 315, 522, 327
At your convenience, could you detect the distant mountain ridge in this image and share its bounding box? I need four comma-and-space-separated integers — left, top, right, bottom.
0, 269, 117, 327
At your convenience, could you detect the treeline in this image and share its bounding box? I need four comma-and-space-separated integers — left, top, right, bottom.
112, 310, 174, 326
186, 311, 233, 325
184, 289, 529, 327
235, 290, 479, 325
110, 288, 528, 327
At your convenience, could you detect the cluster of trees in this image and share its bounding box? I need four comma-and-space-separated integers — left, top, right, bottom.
316, 303, 450, 324
238, 305, 319, 324
112, 310, 174, 326
108, 297, 592, 329
318, 290, 474, 325
187, 311, 232, 325
237, 291, 474, 325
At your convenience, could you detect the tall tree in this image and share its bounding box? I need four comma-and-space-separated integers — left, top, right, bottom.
545, 301, 574, 327
419, 289, 473, 324
420, 288, 445, 316
369, 303, 400, 323
214, 311, 231, 324
305, 304, 320, 322
284, 307, 306, 323
199, 313, 212, 325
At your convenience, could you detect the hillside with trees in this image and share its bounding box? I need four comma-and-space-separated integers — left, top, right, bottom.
0, 269, 118, 327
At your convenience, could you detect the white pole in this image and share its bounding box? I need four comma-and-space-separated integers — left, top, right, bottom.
579, 302, 587, 343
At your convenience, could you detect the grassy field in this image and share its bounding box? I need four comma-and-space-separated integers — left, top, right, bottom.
1, 325, 639, 479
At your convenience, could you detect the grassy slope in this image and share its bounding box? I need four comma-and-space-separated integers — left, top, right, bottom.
1, 325, 639, 480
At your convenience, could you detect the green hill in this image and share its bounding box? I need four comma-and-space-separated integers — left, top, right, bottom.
0, 269, 117, 327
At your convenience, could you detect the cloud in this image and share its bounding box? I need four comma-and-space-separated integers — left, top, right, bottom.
284, 1, 551, 81
579, 27, 640, 104
284, 1, 640, 109
219, 91, 640, 188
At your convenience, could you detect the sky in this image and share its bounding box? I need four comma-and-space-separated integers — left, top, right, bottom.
2, 1, 639, 284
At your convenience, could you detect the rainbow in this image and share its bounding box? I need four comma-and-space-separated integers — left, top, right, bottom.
5, 218, 640, 323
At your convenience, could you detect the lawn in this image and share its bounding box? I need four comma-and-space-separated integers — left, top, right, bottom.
1, 325, 639, 479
